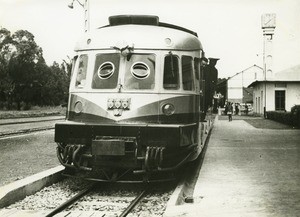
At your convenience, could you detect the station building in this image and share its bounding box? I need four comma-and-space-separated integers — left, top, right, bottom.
249, 64, 300, 114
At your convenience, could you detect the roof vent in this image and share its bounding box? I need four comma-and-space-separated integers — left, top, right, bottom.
109, 15, 159, 26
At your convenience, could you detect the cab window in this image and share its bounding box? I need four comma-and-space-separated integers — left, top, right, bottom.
182, 56, 194, 91
75, 54, 88, 88
163, 54, 179, 90
92, 53, 120, 89
124, 54, 155, 90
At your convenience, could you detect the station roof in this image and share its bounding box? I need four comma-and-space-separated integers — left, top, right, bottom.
248, 80, 300, 88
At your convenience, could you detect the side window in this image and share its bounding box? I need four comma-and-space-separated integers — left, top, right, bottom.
124, 54, 155, 90
75, 55, 88, 88
163, 55, 179, 90
194, 58, 200, 80
194, 57, 200, 91
92, 53, 120, 89
71, 55, 78, 77
182, 56, 194, 91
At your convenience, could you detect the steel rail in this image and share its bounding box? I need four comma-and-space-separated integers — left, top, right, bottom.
0, 118, 64, 126
0, 127, 54, 138
119, 187, 149, 217
45, 183, 96, 217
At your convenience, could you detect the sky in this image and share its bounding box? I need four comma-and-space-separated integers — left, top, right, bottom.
1, 0, 300, 78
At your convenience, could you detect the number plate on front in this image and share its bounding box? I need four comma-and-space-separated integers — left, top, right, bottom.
92, 139, 125, 156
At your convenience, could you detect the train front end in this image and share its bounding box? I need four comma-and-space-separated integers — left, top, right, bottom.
55, 15, 205, 182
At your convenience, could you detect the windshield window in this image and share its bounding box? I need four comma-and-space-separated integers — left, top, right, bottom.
124, 54, 155, 90
182, 55, 194, 91
75, 54, 88, 88
92, 53, 120, 89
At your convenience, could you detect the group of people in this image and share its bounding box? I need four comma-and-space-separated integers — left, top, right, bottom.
225, 102, 249, 121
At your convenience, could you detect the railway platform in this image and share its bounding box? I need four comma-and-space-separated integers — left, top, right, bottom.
165, 115, 300, 217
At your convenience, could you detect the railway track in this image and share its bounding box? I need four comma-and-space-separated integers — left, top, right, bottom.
0, 117, 64, 138
45, 183, 96, 217
118, 188, 149, 217
5, 178, 174, 217
0, 117, 64, 126
45, 183, 149, 217
0, 126, 55, 138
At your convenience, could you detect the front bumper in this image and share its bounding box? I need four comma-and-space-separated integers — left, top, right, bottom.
55, 121, 198, 180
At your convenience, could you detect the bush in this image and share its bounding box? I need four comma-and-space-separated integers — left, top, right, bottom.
267, 107, 300, 128
291, 105, 300, 127
291, 105, 300, 115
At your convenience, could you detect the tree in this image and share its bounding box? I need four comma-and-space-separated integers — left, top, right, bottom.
8, 30, 45, 109
0, 28, 15, 109
63, 56, 72, 78
38, 61, 70, 106
0, 27, 70, 109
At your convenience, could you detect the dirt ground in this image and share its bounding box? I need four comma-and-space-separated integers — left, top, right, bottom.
0, 108, 63, 187
0, 130, 60, 186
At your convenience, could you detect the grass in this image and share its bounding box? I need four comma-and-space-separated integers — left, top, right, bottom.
244, 118, 296, 129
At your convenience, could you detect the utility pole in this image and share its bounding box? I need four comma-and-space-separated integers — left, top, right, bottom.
68, 0, 90, 32
261, 13, 276, 118
83, 0, 90, 32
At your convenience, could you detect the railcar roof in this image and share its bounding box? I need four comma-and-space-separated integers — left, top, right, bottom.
74, 15, 202, 52
108, 15, 198, 37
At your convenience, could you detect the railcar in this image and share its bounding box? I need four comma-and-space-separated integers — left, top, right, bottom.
55, 15, 206, 182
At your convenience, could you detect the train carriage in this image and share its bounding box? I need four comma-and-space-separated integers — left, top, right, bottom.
55, 15, 206, 182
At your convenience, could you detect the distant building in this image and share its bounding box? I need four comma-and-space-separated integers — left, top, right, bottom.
227, 65, 263, 103
216, 65, 263, 105
249, 64, 300, 114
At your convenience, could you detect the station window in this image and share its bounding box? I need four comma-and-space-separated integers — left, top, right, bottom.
124, 54, 155, 90
75, 54, 88, 88
92, 53, 120, 89
163, 54, 179, 90
182, 56, 194, 91
275, 90, 285, 111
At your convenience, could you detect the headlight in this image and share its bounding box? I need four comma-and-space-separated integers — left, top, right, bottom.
107, 98, 131, 110
114, 99, 121, 108
162, 103, 175, 116
107, 99, 114, 109
122, 99, 129, 109
74, 101, 83, 114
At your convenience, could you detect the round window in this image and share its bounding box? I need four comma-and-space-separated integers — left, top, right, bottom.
131, 62, 150, 79
98, 62, 115, 79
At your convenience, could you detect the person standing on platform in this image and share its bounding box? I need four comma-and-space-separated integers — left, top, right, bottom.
245, 104, 249, 115
227, 102, 233, 121
235, 103, 239, 115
